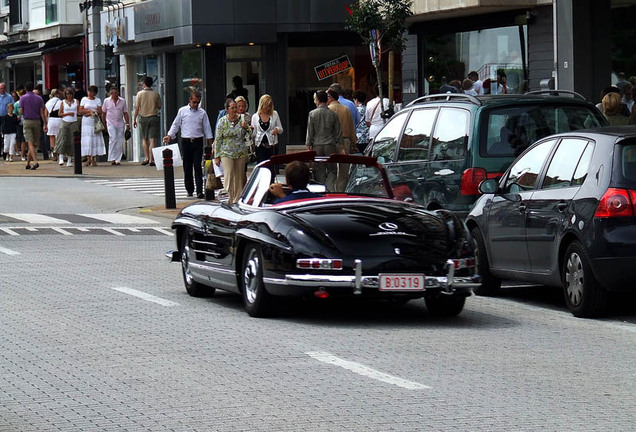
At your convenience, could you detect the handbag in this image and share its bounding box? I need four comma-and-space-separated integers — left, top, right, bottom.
93, 115, 105, 134
247, 143, 257, 164
124, 129, 132, 141
49, 99, 61, 118
206, 172, 224, 191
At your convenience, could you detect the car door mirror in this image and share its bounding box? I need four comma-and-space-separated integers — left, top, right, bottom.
478, 178, 499, 194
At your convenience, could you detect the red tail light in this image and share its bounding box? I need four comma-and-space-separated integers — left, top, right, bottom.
594, 188, 636, 218
297, 258, 343, 270
461, 168, 487, 195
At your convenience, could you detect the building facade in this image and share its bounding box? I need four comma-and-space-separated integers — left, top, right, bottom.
0, 0, 634, 161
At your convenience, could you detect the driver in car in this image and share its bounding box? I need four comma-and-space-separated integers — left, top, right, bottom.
269, 160, 321, 204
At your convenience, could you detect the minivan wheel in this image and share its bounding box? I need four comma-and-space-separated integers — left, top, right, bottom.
470, 227, 501, 296
562, 242, 608, 318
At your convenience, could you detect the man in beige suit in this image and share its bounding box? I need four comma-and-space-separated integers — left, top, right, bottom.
133, 76, 161, 166
327, 89, 357, 191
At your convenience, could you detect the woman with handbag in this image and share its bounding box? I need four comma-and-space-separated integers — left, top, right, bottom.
44, 89, 63, 164
79, 85, 105, 166
214, 99, 251, 204
250, 94, 283, 163
54, 88, 79, 167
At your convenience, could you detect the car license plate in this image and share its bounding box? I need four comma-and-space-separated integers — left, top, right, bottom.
379, 274, 425, 291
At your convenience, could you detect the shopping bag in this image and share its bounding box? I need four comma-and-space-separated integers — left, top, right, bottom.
152, 144, 183, 170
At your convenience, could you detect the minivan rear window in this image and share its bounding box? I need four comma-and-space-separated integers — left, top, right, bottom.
481, 105, 604, 158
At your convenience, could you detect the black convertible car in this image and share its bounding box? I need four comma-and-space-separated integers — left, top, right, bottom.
168, 151, 480, 317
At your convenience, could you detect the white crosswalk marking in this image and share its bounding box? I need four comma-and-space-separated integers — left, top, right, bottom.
1, 213, 159, 225
0, 213, 71, 224
77, 213, 159, 224
84, 177, 194, 198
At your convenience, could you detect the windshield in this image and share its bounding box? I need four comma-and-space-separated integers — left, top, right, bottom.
482, 104, 604, 157
241, 161, 391, 207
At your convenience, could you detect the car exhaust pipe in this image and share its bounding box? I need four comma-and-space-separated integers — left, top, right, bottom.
166, 250, 180, 262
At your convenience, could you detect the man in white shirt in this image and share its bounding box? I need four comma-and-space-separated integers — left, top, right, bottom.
468, 71, 484, 95
163, 91, 214, 198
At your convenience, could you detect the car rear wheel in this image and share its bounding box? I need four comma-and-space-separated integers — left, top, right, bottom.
562, 242, 608, 318
425, 295, 466, 317
470, 227, 501, 296
241, 244, 273, 317
181, 230, 215, 297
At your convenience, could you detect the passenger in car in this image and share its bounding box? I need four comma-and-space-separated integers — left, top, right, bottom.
269, 160, 321, 204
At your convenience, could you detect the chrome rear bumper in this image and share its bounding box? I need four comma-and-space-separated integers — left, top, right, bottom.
265, 260, 481, 295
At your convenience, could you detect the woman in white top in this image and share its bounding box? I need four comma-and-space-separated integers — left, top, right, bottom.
44, 89, 63, 164
54, 88, 79, 167
250, 94, 283, 163
79, 85, 105, 166
364, 84, 390, 140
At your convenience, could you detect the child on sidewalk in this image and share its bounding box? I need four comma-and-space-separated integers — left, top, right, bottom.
2, 102, 18, 162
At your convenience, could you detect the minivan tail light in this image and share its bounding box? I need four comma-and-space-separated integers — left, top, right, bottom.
461, 168, 487, 195
594, 188, 635, 218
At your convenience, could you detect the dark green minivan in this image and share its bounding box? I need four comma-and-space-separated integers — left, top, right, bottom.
365, 91, 607, 217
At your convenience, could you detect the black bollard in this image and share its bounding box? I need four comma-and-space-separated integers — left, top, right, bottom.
73, 131, 82, 175
203, 144, 214, 201
163, 148, 176, 209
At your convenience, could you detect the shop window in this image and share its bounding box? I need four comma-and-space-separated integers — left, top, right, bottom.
423, 25, 527, 95
287, 45, 378, 144
176, 49, 203, 109
225, 46, 262, 116
45, 0, 57, 24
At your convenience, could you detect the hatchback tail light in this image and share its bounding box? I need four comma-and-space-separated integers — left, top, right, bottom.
461, 168, 487, 195
594, 188, 636, 218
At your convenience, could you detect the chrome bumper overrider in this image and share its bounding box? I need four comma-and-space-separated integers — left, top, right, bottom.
265, 260, 481, 295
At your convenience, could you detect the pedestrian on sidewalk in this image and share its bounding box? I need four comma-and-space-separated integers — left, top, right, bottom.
79, 85, 106, 166
18, 81, 47, 170
55, 88, 79, 167
215, 98, 251, 204
305, 90, 341, 192
0, 82, 14, 160
44, 89, 63, 164
102, 86, 130, 166
134, 76, 161, 166
2, 102, 18, 162
163, 91, 214, 199
251, 94, 283, 163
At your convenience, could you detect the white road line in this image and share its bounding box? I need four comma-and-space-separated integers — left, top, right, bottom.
152, 227, 174, 236
78, 213, 158, 224
306, 351, 430, 390
0, 245, 21, 255
111, 287, 179, 307
51, 227, 73, 235
101, 227, 125, 236
0, 213, 71, 224
0, 227, 19, 236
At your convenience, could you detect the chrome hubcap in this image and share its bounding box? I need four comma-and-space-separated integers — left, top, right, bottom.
244, 249, 260, 304
182, 244, 193, 285
565, 252, 584, 306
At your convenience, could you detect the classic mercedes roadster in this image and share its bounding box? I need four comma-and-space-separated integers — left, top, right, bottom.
168, 151, 480, 317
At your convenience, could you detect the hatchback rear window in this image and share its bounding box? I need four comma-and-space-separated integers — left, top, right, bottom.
481, 105, 603, 157
622, 144, 636, 181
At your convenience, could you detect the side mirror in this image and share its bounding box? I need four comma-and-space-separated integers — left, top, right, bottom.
478, 178, 499, 194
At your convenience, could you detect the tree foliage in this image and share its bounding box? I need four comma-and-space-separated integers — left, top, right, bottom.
345, 0, 413, 53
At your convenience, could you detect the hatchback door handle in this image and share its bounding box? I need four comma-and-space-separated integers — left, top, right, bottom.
556, 202, 568, 212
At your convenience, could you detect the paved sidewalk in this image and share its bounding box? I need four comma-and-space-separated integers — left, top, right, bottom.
1, 156, 199, 219
0, 157, 183, 179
